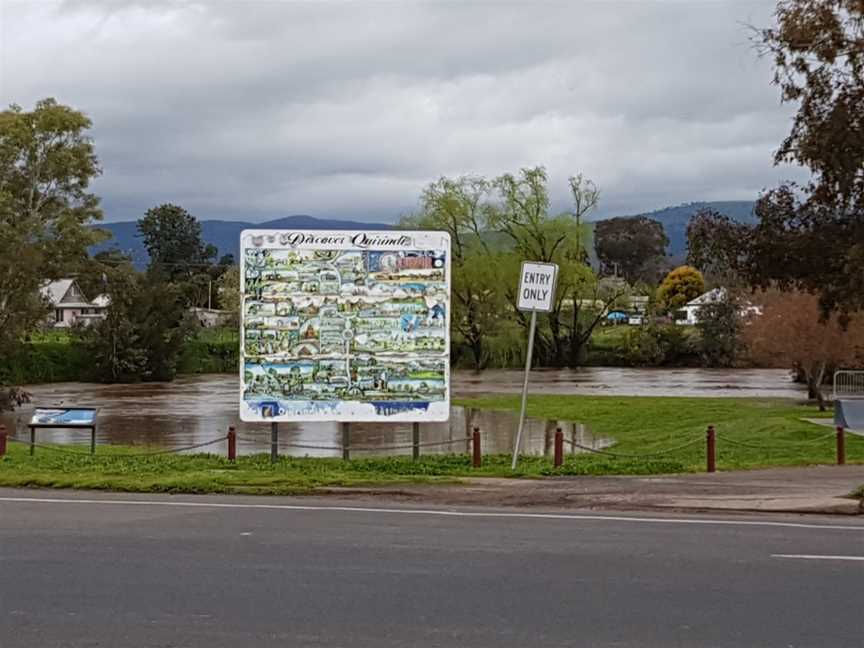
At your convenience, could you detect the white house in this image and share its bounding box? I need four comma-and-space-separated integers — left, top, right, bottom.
40, 279, 107, 328
676, 288, 762, 326
677, 288, 726, 326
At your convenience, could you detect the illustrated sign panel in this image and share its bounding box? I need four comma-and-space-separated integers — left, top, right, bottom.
30, 408, 97, 427
517, 262, 558, 313
240, 230, 451, 422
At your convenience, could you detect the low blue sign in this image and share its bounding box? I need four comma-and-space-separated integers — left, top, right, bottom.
30, 408, 98, 426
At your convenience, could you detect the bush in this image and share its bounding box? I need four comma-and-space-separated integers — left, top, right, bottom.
0, 336, 90, 384
618, 324, 697, 366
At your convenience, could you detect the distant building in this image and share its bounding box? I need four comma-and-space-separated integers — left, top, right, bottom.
676, 288, 760, 325
629, 296, 650, 313
677, 289, 726, 325
40, 279, 107, 328
190, 307, 233, 328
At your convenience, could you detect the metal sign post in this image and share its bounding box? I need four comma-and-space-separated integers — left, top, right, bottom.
511, 261, 558, 469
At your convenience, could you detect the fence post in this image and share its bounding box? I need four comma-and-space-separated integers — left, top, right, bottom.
342, 422, 351, 461
270, 422, 279, 464
554, 427, 564, 468
472, 426, 481, 468
706, 425, 716, 473
29, 425, 35, 457
0, 424, 6, 457
412, 422, 420, 461
836, 426, 846, 466
227, 426, 236, 462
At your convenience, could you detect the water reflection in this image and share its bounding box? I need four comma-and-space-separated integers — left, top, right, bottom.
0, 368, 798, 456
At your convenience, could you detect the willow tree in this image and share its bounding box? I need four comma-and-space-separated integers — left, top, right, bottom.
401, 176, 506, 369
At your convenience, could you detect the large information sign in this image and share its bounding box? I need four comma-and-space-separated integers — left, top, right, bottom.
240, 229, 451, 422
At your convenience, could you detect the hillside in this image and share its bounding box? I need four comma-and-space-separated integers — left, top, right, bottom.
93, 216, 393, 266
594, 201, 756, 259
93, 201, 757, 267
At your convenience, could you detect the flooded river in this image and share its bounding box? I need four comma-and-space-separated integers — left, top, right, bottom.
0, 368, 801, 456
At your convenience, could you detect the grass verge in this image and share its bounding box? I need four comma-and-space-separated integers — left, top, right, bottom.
455, 395, 864, 472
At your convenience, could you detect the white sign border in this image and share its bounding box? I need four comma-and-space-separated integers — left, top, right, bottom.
239, 229, 452, 423
516, 261, 559, 313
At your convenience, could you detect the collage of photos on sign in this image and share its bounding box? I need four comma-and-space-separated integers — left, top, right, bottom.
240, 233, 450, 421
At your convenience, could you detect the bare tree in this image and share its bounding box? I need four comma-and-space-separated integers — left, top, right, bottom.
743, 291, 864, 409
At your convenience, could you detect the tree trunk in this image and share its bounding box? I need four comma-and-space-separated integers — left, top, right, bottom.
806, 362, 828, 411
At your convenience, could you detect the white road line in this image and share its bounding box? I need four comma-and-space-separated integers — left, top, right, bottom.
0, 495, 862, 531
772, 554, 864, 561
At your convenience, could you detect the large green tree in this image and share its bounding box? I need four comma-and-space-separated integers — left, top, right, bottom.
79, 267, 195, 383
0, 98, 104, 409
594, 216, 669, 284
137, 203, 217, 283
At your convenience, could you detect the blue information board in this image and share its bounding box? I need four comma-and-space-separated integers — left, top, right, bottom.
30, 408, 98, 427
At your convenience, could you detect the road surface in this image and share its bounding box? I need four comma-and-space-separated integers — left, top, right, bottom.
1, 490, 862, 647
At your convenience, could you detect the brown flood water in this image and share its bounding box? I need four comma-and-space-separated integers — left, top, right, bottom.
0, 368, 801, 456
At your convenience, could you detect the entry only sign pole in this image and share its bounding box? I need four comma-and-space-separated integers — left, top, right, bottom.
511, 261, 559, 469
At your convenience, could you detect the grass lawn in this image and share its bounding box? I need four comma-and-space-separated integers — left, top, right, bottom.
0, 395, 860, 496
455, 394, 864, 472
0, 444, 556, 495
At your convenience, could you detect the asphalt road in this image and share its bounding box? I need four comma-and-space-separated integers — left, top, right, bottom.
1, 490, 862, 647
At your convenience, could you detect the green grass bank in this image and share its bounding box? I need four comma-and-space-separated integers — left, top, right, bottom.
0, 396, 860, 495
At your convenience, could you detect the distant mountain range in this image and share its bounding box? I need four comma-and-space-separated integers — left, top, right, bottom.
93, 201, 756, 267
93, 215, 393, 266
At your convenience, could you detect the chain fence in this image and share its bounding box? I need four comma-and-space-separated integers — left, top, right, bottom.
714, 429, 839, 451
235, 433, 473, 453
6, 434, 228, 458
1, 421, 855, 468
564, 436, 704, 459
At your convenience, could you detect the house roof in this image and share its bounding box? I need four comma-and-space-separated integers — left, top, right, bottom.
40, 279, 75, 306
40, 278, 99, 309
685, 288, 726, 307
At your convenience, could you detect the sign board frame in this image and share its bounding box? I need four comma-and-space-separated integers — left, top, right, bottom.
517, 261, 559, 313
29, 407, 98, 427
27, 407, 99, 456
239, 229, 451, 423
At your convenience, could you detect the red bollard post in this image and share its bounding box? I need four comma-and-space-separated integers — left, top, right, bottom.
836, 426, 846, 466
0, 424, 6, 458
227, 426, 236, 462
554, 427, 564, 468
472, 426, 481, 468
706, 425, 716, 473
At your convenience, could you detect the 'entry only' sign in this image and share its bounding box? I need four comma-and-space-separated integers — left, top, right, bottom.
517, 261, 558, 312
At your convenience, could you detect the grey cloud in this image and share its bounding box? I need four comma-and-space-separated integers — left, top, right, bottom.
0, 0, 806, 223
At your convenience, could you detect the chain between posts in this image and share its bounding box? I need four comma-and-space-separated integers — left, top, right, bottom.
6, 437, 94, 456
6, 434, 229, 457
714, 430, 839, 451
564, 436, 704, 459
234, 434, 474, 452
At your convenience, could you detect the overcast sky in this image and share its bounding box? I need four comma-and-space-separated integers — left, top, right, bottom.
1, 0, 806, 223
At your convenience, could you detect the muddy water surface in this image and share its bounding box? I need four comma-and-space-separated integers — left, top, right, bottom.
0, 368, 800, 455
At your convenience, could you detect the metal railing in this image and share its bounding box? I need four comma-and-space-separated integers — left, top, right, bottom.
833, 370, 864, 400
